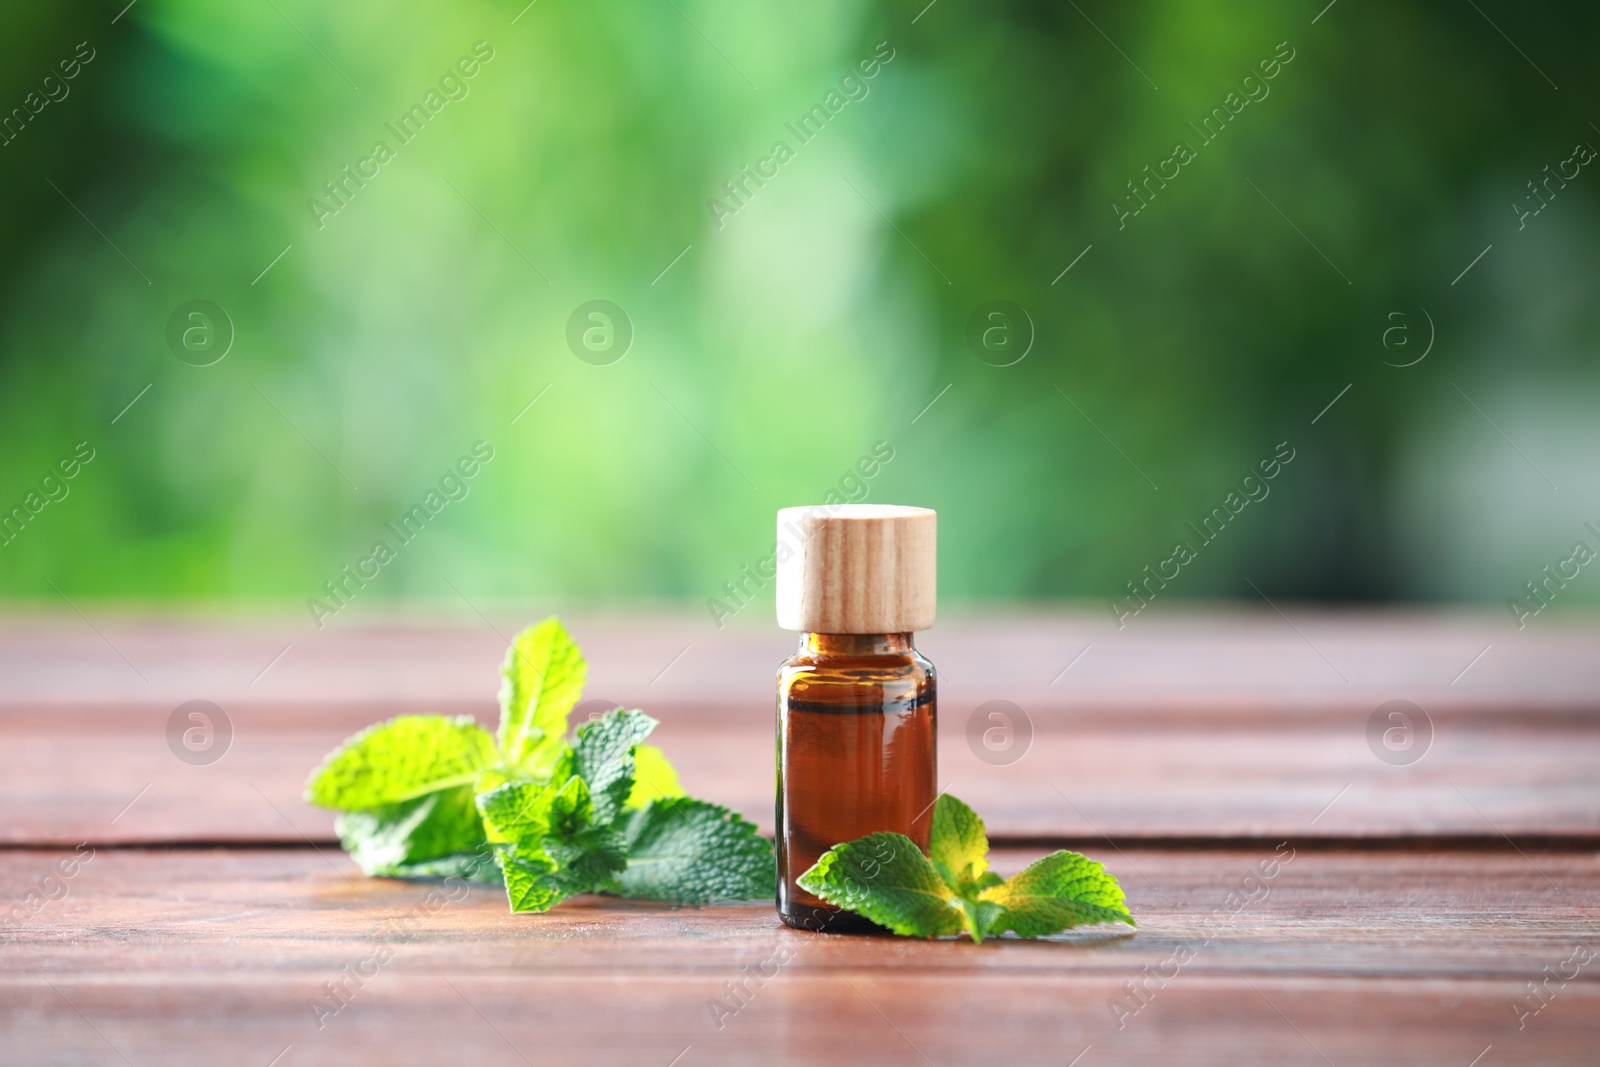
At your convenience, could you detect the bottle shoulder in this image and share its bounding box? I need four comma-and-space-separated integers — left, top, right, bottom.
777, 647, 935, 701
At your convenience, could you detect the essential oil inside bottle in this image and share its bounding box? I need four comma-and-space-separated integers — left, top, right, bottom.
773, 504, 937, 933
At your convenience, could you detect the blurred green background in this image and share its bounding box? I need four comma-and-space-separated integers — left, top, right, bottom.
2, 0, 1598, 620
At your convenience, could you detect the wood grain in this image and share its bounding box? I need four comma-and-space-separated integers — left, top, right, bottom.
4, 703, 1599, 845
2, 611, 1597, 845
3, 611, 1597, 1064
4, 609, 1598, 712
2, 846, 1595, 1066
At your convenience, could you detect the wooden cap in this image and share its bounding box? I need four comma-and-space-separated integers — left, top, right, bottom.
775, 505, 936, 633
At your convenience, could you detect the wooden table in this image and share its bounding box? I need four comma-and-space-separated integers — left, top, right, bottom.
3, 609, 1597, 1065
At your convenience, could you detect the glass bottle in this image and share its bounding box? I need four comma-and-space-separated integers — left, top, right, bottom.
773, 504, 937, 933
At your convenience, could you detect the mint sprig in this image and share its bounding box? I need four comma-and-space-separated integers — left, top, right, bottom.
478, 775, 628, 911
305, 618, 775, 911
797, 794, 1133, 941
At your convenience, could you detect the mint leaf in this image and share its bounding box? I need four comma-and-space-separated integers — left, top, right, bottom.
335, 784, 492, 879
567, 708, 657, 823
498, 618, 586, 771
613, 797, 775, 903
980, 850, 1134, 936
305, 715, 496, 811
478, 779, 578, 912
500, 850, 563, 913
384, 851, 501, 883
797, 832, 965, 938
799, 795, 1134, 941
477, 776, 627, 912
625, 743, 685, 810
929, 793, 993, 893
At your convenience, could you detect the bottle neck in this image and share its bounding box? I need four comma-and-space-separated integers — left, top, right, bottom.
799, 632, 914, 656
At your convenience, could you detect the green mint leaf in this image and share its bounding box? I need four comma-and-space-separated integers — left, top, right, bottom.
797, 832, 965, 938
980, 850, 1135, 937
612, 797, 776, 903
478, 779, 577, 912
957, 896, 1008, 942
625, 743, 685, 810
499, 850, 564, 913
928, 793, 991, 895
382, 851, 501, 883
477, 776, 628, 912
543, 823, 630, 894
568, 708, 657, 824
306, 715, 496, 811
334, 784, 491, 879
477, 778, 566, 847
798, 795, 1132, 942
498, 618, 587, 770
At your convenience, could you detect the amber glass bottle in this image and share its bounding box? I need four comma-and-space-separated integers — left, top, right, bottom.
773, 505, 937, 933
